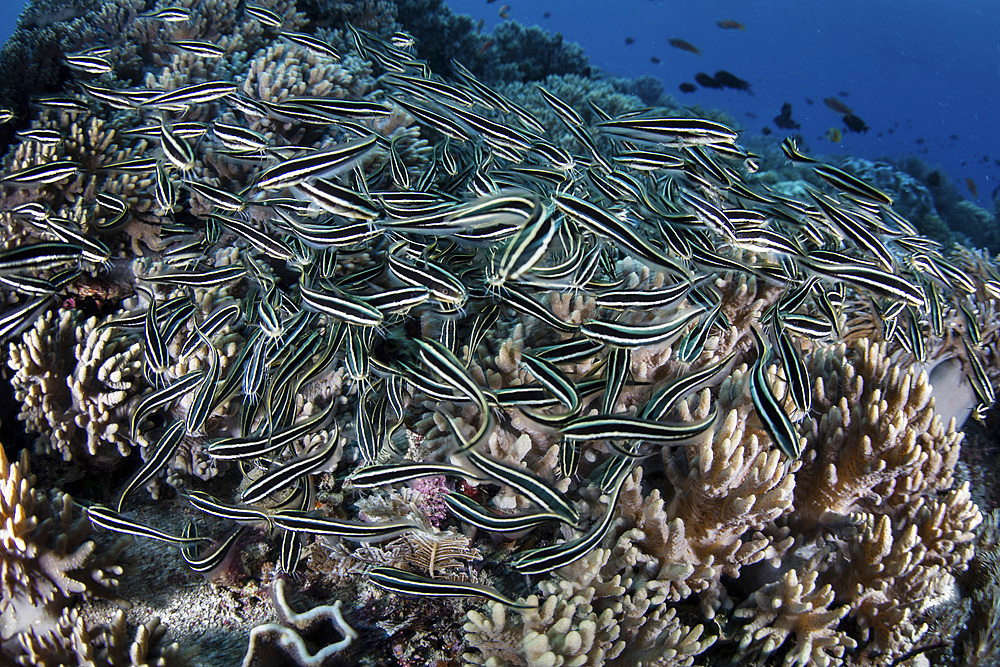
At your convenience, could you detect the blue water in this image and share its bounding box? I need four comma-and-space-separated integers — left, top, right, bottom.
0, 0, 996, 206
447, 0, 1000, 206
0, 2, 21, 45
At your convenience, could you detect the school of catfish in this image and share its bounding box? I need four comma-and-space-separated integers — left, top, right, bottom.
0, 2, 995, 610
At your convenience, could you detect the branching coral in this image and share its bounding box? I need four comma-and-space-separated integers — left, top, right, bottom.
12, 608, 192, 667
8, 308, 144, 465
464, 545, 717, 667
0, 444, 127, 638
734, 563, 856, 667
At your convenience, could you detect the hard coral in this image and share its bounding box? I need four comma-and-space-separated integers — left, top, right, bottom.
12, 608, 193, 667
0, 444, 127, 638
243, 579, 357, 667
8, 309, 143, 465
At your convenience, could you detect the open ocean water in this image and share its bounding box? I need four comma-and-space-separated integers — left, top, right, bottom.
445, 0, 1000, 208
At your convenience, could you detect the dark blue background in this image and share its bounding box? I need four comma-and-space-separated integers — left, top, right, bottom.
447, 0, 1000, 206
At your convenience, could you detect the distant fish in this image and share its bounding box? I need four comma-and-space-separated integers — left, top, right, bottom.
499, 4, 510, 18
825, 127, 842, 143
625, 36, 635, 45
804, 97, 814, 105
966, 177, 978, 197
668, 38, 700, 55
544, 11, 551, 18
823, 96, 852, 115
713, 70, 751, 93
476, 18, 484, 33
678, 82, 696, 93
478, 39, 495, 54
838, 90, 850, 97
486, 0, 497, 3
842, 112, 869, 133
717, 20, 745, 30
694, 72, 722, 89
650, 56, 661, 64
773, 102, 800, 130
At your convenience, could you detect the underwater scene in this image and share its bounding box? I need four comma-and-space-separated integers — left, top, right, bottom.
0, 0, 997, 665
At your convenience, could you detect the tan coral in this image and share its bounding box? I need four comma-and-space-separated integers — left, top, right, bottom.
464, 547, 716, 667
795, 339, 963, 523
734, 565, 857, 667
0, 445, 127, 638
14, 607, 193, 667
8, 309, 144, 464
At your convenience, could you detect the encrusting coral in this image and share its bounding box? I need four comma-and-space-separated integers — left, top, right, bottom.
242, 578, 357, 667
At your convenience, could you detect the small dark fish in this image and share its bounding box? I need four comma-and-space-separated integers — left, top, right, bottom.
678, 82, 696, 93
543, 11, 551, 18
823, 96, 852, 115
499, 4, 510, 18
713, 70, 751, 93
804, 97, 814, 105
717, 20, 745, 30
650, 56, 661, 64
694, 72, 722, 89
625, 36, 635, 45
668, 38, 700, 54
476, 18, 484, 33
761, 126, 772, 135
966, 177, 978, 197
838, 90, 849, 97
478, 39, 495, 54
950, 134, 959, 140
773, 102, 800, 130
842, 113, 869, 133
927, 171, 942, 187
487, 0, 497, 3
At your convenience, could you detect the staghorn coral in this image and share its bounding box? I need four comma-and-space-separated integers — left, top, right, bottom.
796, 339, 965, 523
464, 545, 717, 667
0, 444, 127, 638
7, 308, 143, 465
12, 608, 193, 667
734, 562, 856, 667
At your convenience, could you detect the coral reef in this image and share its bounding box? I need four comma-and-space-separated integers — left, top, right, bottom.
243, 579, 357, 667
10, 608, 193, 667
0, 444, 127, 638
0, 0, 995, 666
